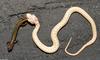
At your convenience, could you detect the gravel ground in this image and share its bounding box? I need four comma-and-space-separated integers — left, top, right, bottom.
0, 0, 100, 60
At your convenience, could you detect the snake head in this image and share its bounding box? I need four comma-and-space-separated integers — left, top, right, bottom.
26, 13, 39, 25
7, 13, 39, 52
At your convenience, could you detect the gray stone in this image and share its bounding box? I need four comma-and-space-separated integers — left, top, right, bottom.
0, 0, 100, 60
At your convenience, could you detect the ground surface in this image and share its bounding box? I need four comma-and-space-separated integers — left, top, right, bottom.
0, 0, 100, 60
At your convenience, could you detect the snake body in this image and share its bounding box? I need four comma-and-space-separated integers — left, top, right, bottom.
26, 7, 97, 55
63, 7, 97, 56
26, 14, 59, 53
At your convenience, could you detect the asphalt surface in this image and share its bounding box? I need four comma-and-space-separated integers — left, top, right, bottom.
0, 0, 100, 60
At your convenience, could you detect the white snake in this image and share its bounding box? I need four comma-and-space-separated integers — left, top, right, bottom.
26, 7, 97, 56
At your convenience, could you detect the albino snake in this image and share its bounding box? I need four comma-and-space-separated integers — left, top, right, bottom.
7, 7, 97, 56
